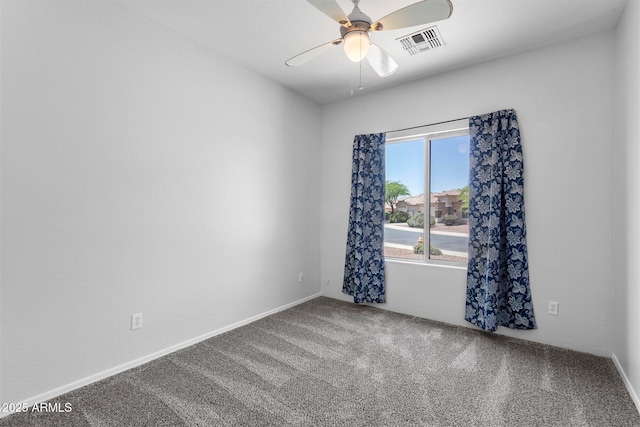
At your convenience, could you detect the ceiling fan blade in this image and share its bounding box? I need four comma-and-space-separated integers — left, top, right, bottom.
366, 43, 398, 77
285, 39, 343, 67
371, 0, 453, 31
306, 0, 351, 26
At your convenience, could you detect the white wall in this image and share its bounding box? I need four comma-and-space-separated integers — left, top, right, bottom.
613, 0, 640, 408
0, 0, 320, 405
320, 31, 616, 356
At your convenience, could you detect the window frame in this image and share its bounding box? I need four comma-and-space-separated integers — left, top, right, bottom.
385, 119, 469, 267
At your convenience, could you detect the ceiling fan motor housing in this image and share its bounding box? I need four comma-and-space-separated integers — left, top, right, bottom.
340, 20, 371, 39
345, 2, 371, 27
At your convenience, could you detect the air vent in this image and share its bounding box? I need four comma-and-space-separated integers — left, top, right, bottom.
397, 26, 445, 56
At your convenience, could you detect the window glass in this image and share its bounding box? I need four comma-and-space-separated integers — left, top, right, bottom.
384, 125, 469, 265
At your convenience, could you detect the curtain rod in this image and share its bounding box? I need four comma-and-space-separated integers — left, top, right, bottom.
385, 116, 469, 134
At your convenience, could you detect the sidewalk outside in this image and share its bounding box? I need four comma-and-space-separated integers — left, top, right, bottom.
384, 221, 469, 263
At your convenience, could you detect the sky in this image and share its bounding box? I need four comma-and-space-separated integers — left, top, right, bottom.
386, 134, 469, 195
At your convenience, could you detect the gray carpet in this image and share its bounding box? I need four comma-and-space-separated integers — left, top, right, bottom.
1, 296, 639, 426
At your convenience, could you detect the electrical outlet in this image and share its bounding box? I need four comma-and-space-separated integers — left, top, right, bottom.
131, 313, 143, 330
548, 301, 559, 316
298, 272, 304, 283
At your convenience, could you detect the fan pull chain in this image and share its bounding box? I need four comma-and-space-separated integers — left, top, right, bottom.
350, 57, 364, 96
350, 64, 355, 96
358, 35, 364, 91
349, 36, 365, 96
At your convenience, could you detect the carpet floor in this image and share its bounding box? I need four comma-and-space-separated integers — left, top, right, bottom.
1, 296, 639, 426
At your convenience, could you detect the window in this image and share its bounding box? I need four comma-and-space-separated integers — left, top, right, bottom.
384, 120, 469, 265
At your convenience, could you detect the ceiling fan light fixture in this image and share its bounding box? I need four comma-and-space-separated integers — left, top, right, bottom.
343, 30, 370, 62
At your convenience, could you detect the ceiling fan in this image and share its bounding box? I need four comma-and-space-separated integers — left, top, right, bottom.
285, 0, 453, 77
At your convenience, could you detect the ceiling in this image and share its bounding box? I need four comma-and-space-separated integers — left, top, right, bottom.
119, 0, 627, 105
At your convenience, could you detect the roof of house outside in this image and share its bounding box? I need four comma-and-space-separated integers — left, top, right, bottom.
397, 193, 425, 206
396, 189, 463, 207
435, 189, 462, 197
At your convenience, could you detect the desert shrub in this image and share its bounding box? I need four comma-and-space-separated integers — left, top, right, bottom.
389, 211, 410, 223
443, 215, 459, 226
429, 215, 436, 227
396, 211, 411, 222
413, 242, 443, 256
407, 213, 424, 228
385, 211, 390, 221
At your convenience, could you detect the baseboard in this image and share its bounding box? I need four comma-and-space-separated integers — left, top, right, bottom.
612, 352, 640, 414
0, 293, 321, 420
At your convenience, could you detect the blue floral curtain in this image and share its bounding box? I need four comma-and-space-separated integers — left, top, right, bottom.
465, 109, 536, 331
343, 133, 386, 304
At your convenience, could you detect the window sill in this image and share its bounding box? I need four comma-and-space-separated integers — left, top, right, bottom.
385, 258, 467, 271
